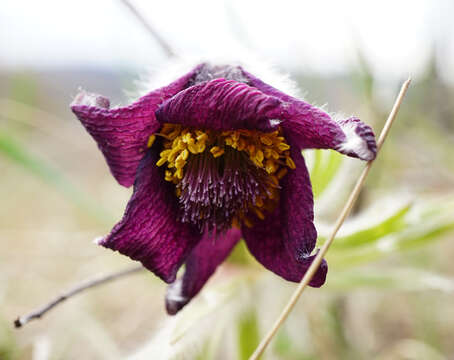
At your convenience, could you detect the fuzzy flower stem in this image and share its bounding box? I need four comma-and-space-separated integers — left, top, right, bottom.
249, 78, 411, 360
119, 0, 177, 58
13, 265, 144, 328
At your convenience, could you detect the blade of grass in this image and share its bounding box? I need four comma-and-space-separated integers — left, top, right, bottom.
324, 204, 411, 250
238, 311, 260, 360
329, 218, 454, 268
310, 150, 343, 199
328, 267, 454, 292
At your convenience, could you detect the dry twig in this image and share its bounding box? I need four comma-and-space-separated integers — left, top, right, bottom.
14, 265, 144, 328
119, 0, 177, 58
249, 78, 412, 360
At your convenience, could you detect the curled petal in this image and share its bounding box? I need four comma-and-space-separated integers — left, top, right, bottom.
99, 150, 202, 283
242, 148, 327, 286
71, 67, 199, 187
165, 228, 242, 315
335, 117, 377, 161
156, 78, 283, 132
241, 68, 377, 161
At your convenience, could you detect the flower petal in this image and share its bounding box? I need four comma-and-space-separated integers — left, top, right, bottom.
98, 150, 202, 283
165, 228, 242, 315
155, 78, 283, 132
242, 148, 327, 286
241, 68, 377, 161
71, 67, 200, 187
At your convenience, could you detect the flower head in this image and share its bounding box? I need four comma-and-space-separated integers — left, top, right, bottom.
71, 62, 376, 314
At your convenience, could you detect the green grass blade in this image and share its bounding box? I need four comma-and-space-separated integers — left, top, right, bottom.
328, 267, 454, 292
311, 150, 343, 199
330, 204, 411, 250
237, 311, 260, 360
328, 219, 454, 268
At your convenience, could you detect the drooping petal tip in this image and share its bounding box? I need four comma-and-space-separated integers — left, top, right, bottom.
300, 254, 328, 287
71, 90, 110, 110
165, 228, 242, 315
93, 236, 105, 245
336, 117, 377, 161
165, 279, 188, 315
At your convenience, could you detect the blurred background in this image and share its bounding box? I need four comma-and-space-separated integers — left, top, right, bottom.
1, 0, 453, 359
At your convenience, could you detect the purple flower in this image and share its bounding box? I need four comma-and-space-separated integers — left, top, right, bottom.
71, 63, 376, 315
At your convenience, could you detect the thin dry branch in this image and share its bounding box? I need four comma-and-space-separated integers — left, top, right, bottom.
14, 265, 144, 328
249, 78, 412, 360
119, 0, 176, 58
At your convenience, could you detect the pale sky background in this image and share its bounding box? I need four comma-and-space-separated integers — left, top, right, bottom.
1, 0, 453, 82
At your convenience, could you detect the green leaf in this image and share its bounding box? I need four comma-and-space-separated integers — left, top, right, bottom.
0, 130, 113, 225
237, 311, 259, 360
329, 204, 411, 250
328, 268, 454, 292
328, 218, 454, 268
309, 150, 343, 199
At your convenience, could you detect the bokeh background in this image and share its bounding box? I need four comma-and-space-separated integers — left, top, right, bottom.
1, 0, 454, 359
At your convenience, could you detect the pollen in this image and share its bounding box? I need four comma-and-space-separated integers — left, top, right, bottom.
210, 146, 225, 158
147, 134, 156, 148
149, 123, 296, 228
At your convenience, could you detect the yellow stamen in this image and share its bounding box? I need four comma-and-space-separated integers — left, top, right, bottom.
165, 170, 173, 182
188, 142, 199, 154
197, 142, 206, 153
155, 123, 297, 227
260, 135, 273, 146
278, 142, 290, 151
147, 134, 156, 148
237, 138, 246, 151
210, 146, 225, 158
175, 168, 183, 179
285, 156, 296, 169
265, 159, 278, 174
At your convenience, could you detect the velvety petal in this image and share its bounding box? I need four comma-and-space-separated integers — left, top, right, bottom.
242, 147, 327, 286
71, 66, 200, 187
241, 68, 377, 161
98, 150, 202, 283
165, 228, 242, 315
155, 78, 283, 132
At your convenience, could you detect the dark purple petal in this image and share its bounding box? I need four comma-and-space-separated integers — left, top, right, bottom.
71, 67, 200, 187
155, 78, 283, 132
242, 148, 327, 286
98, 150, 202, 283
241, 68, 377, 160
165, 228, 242, 315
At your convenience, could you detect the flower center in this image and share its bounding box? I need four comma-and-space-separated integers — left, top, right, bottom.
149, 124, 295, 231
